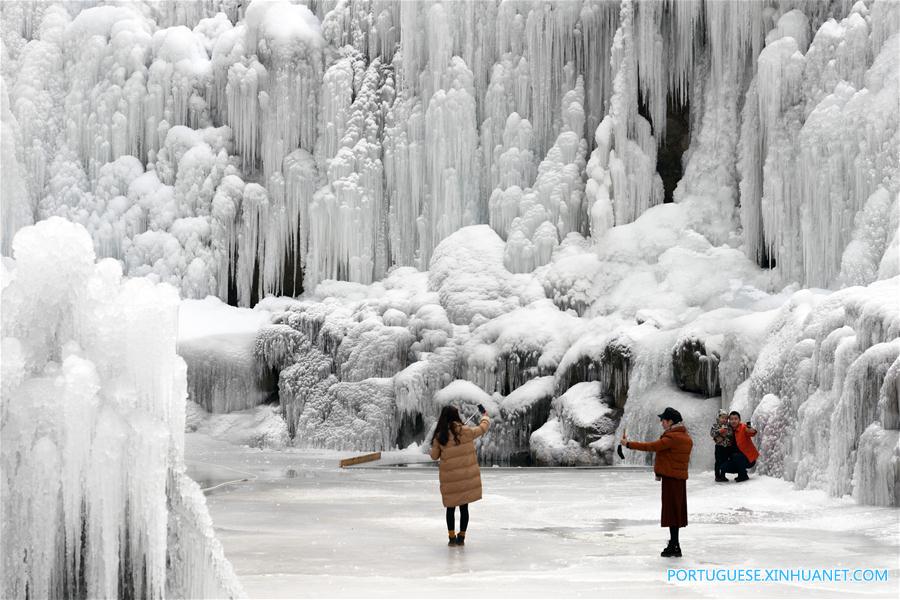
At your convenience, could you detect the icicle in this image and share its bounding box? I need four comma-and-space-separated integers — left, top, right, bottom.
634, 0, 667, 142
421, 58, 480, 268
236, 182, 268, 306
703, 0, 767, 86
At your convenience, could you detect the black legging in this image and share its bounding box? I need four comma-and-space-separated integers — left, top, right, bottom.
670, 526, 680, 545
446, 504, 469, 532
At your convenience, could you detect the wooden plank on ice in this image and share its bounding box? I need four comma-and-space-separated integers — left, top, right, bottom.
339, 452, 382, 468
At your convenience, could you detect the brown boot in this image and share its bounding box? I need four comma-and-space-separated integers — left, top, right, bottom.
448, 530, 458, 546
456, 532, 466, 546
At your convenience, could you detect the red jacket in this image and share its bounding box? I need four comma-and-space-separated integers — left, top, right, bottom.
627, 425, 693, 480
734, 422, 759, 463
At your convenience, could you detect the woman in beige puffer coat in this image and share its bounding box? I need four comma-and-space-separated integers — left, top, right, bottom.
430, 404, 490, 546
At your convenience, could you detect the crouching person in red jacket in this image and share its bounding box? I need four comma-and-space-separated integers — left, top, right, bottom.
621, 407, 693, 557
723, 411, 758, 482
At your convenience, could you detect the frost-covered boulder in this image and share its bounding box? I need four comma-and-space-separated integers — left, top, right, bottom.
555, 330, 632, 409
479, 376, 555, 465
530, 382, 619, 466
433, 379, 495, 415
428, 225, 543, 325
458, 300, 582, 395
530, 418, 603, 466
295, 378, 396, 451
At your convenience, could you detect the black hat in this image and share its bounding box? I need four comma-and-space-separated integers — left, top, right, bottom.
657, 407, 683, 423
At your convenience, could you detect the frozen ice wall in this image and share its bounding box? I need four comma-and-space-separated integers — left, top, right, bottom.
2, 0, 897, 301
0, 218, 242, 598
734, 278, 900, 506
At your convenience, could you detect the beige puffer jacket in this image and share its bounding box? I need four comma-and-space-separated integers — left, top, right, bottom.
430, 416, 490, 508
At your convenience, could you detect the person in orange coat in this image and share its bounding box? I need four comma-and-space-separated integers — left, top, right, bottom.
430, 404, 490, 546
621, 406, 693, 557
723, 411, 758, 482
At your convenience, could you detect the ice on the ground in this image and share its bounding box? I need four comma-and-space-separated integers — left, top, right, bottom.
186, 431, 900, 598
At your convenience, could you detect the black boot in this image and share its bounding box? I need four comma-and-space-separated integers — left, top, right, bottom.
735, 473, 749, 482
715, 474, 728, 482
661, 543, 682, 557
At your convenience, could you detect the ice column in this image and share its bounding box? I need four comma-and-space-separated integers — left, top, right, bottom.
1, 218, 242, 598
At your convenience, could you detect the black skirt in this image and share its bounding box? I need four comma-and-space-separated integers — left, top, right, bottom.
660, 476, 688, 527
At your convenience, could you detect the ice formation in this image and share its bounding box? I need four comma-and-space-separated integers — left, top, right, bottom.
2, 0, 899, 511
178, 296, 275, 413
1, 219, 241, 598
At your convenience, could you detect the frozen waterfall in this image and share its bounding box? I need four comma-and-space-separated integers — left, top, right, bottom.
2, 0, 899, 558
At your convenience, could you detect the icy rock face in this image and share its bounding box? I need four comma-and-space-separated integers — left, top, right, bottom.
0, 219, 241, 599
458, 300, 583, 395
258, 270, 456, 448
530, 381, 620, 466
484, 376, 556, 465
435, 377, 556, 466
740, 3, 900, 285
745, 278, 900, 505
296, 378, 396, 451
853, 423, 900, 506
556, 330, 634, 410
671, 337, 721, 397
617, 383, 719, 471
179, 297, 275, 413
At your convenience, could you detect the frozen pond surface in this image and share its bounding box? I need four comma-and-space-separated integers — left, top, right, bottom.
186, 434, 899, 598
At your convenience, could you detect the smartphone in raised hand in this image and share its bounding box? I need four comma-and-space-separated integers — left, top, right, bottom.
476, 404, 486, 415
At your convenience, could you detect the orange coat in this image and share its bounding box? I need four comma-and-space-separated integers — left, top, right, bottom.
430, 416, 490, 507
627, 424, 693, 480
733, 422, 759, 463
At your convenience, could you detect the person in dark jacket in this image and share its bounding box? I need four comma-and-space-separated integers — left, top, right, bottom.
621, 407, 693, 557
710, 409, 735, 482
723, 411, 758, 482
